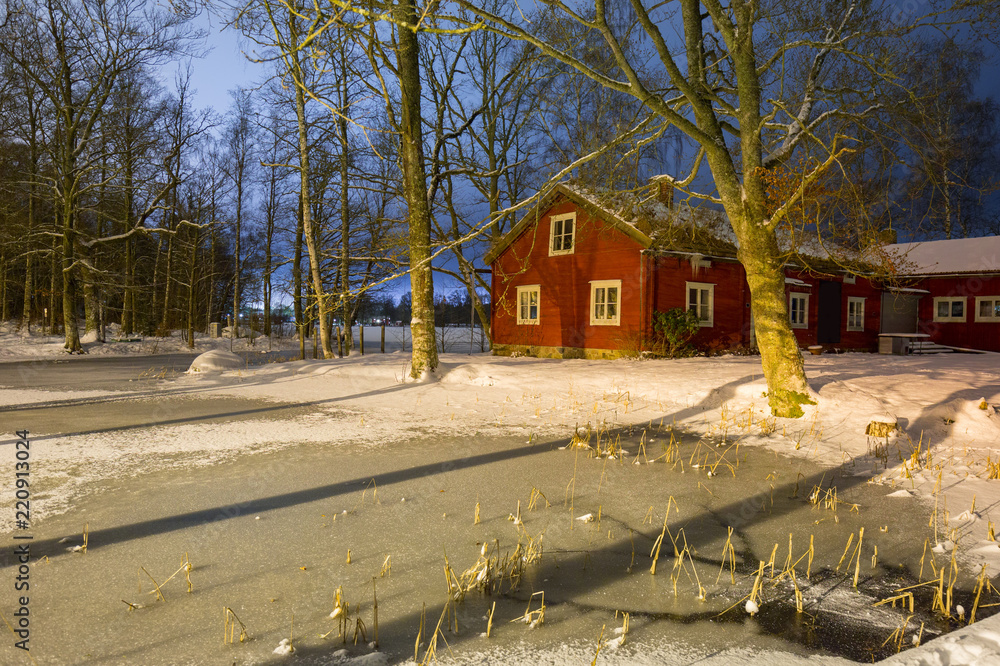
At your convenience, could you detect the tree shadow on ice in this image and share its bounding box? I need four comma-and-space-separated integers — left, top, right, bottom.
247, 439, 956, 665
2, 373, 759, 558
0, 382, 418, 447
1, 371, 973, 662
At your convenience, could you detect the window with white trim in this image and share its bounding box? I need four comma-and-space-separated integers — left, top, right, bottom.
516, 285, 540, 325
590, 280, 621, 326
975, 296, 1000, 322
847, 297, 865, 331
549, 213, 575, 256
789, 293, 809, 329
686, 281, 715, 327
933, 297, 966, 322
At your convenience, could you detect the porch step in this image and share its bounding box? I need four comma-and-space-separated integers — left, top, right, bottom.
910, 341, 985, 354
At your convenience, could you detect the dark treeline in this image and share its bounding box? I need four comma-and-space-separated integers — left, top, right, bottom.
0, 0, 618, 358
0, 0, 694, 359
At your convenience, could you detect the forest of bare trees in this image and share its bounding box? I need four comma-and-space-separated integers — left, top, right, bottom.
0, 0, 580, 366
1, 0, 998, 401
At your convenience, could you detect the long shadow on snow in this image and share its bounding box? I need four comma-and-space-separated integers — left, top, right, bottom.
0, 352, 311, 412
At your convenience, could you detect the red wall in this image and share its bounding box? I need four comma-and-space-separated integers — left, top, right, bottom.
650, 255, 752, 350
915, 275, 1000, 351
491, 198, 645, 351
648, 262, 881, 351
783, 270, 883, 350
491, 197, 883, 353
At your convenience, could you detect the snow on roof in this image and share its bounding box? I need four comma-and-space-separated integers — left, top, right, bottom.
486, 180, 858, 267
559, 182, 740, 256
563, 182, 857, 264
884, 236, 1000, 275
785, 277, 812, 287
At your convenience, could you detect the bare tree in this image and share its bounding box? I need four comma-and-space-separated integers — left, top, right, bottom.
458, 0, 998, 415
240, 0, 339, 357
895, 39, 1000, 240
0, 0, 199, 351
223, 87, 256, 339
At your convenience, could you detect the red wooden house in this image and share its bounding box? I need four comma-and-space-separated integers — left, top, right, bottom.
884, 237, 1000, 352
486, 183, 883, 358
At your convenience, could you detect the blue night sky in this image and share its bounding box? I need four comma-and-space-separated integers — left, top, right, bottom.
187, 10, 259, 115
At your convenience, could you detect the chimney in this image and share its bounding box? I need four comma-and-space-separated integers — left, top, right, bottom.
649, 179, 674, 208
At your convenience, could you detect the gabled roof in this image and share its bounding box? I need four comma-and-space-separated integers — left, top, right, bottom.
884, 236, 1000, 275
484, 181, 868, 272
484, 182, 736, 264
483, 183, 654, 265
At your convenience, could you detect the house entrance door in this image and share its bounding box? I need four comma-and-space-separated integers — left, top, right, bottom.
817, 281, 842, 343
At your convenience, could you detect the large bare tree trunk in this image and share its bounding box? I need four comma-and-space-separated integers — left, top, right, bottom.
21, 253, 32, 332
339, 109, 352, 356
187, 226, 198, 348
0, 256, 7, 322
122, 238, 134, 335
207, 228, 216, 328
162, 220, 175, 333
396, 0, 438, 378
232, 198, 241, 339
48, 234, 58, 335
83, 263, 99, 337
288, 15, 333, 359
737, 226, 811, 416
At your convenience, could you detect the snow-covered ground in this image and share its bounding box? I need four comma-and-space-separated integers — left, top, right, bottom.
3, 345, 1000, 664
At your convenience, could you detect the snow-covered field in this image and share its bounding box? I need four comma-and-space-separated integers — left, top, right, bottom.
3, 344, 1000, 664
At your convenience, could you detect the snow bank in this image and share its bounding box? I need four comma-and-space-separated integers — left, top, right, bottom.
187, 349, 246, 373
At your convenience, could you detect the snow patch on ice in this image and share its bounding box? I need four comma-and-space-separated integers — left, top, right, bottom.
272, 638, 294, 655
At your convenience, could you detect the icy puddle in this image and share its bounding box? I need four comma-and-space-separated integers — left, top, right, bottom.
1, 426, 992, 665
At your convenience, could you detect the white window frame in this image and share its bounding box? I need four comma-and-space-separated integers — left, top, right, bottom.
933, 297, 966, 323
847, 297, 865, 331
516, 285, 540, 325
789, 293, 809, 329
686, 281, 715, 327
589, 280, 621, 326
975, 296, 1000, 322
548, 213, 576, 256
